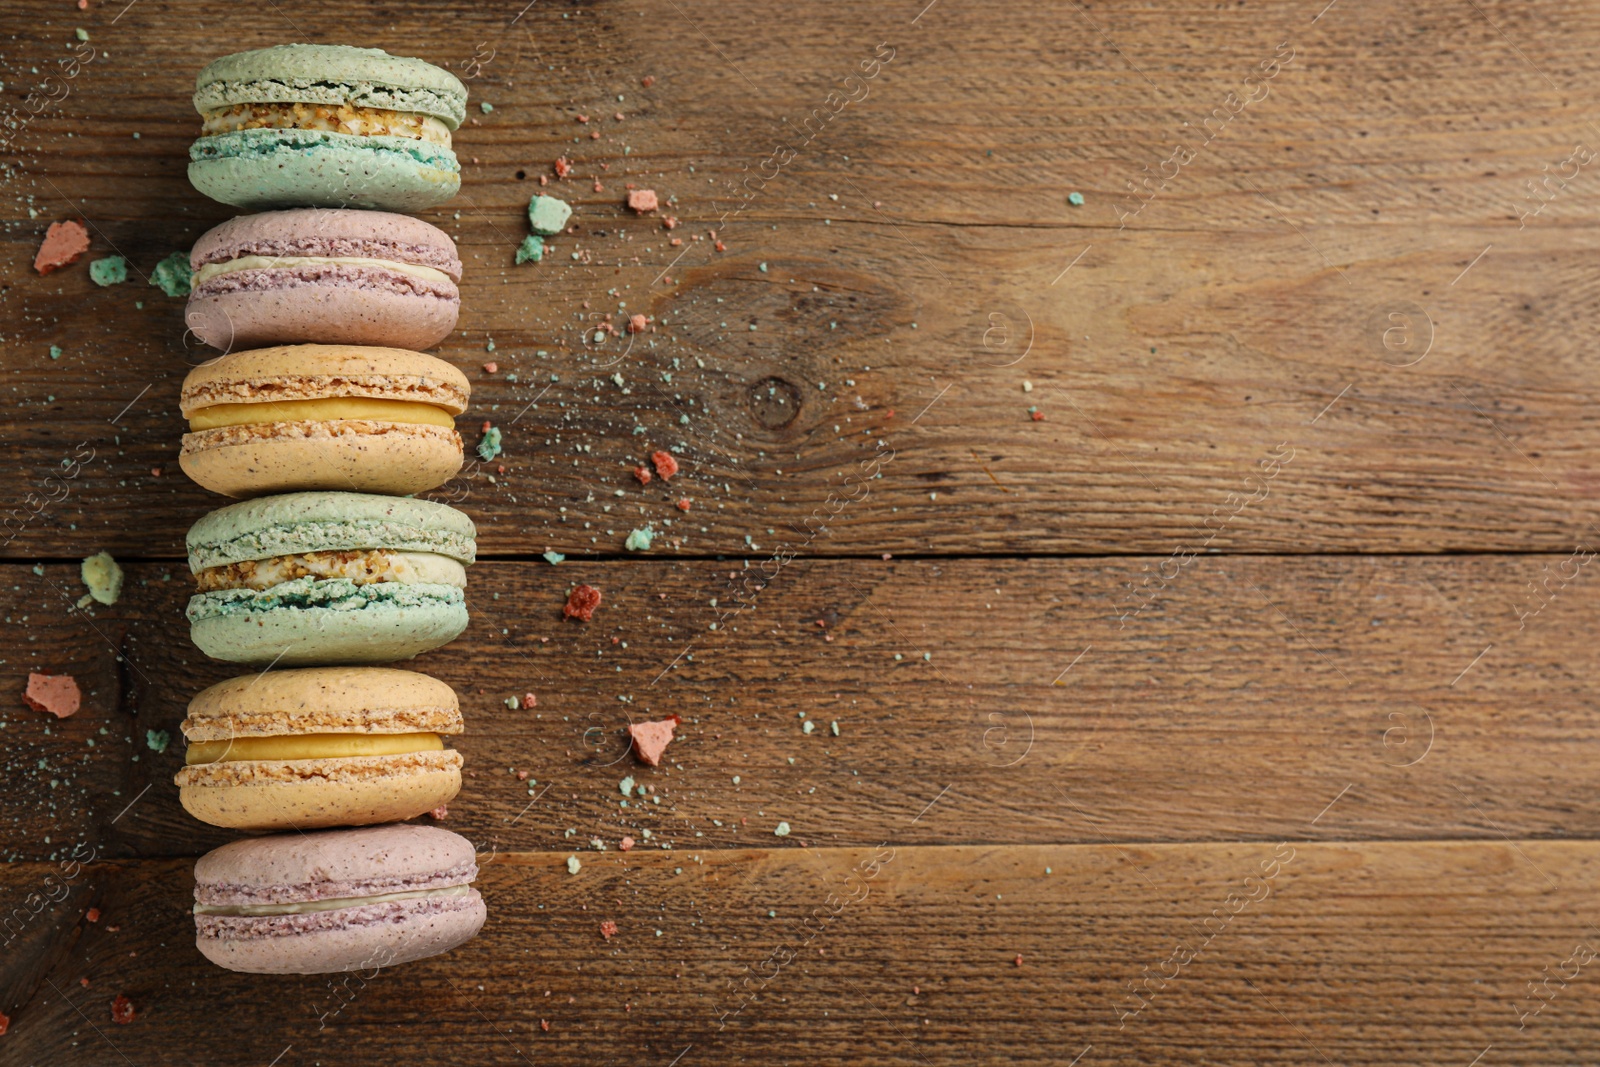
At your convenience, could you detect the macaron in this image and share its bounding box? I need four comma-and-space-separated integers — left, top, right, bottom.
187, 209, 462, 351
175, 667, 464, 832
179, 344, 469, 499
189, 44, 466, 211
187, 491, 475, 666
193, 824, 486, 974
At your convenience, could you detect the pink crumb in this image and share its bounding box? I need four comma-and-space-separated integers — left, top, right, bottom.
633, 465, 652, 486
600, 920, 618, 940
563, 584, 602, 622
1014, 954, 1023, 967
524, 692, 537, 708
627, 313, 648, 334
642, 76, 655, 87
25, 673, 81, 718
554, 157, 572, 178
540, 1020, 550, 1032
662, 216, 678, 230
85, 907, 101, 923
34, 220, 90, 274
629, 715, 681, 767
650, 450, 679, 480
110, 995, 135, 1025
619, 836, 635, 852
483, 361, 498, 374
627, 189, 659, 214
675, 498, 691, 512
429, 805, 449, 820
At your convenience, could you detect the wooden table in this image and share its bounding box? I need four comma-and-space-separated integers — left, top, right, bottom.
3, 1, 1598, 1062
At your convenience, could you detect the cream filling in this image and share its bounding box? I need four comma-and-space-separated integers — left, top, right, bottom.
194, 255, 455, 288
187, 397, 459, 431
185, 731, 444, 765
200, 103, 452, 145
195, 884, 473, 917
198, 551, 467, 592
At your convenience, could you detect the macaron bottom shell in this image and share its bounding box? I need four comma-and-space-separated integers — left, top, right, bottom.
180, 422, 464, 498
189, 129, 460, 212
195, 889, 485, 974
187, 281, 459, 352
188, 579, 468, 665
177, 749, 462, 831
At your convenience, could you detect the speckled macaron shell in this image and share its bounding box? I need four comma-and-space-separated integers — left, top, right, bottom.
187, 209, 462, 351
193, 824, 485, 974
179, 344, 469, 499
176, 667, 463, 832
190, 46, 466, 211
186, 492, 475, 666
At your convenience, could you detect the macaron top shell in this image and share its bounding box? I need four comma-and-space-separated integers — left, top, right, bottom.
194, 44, 467, 129
190, 209, 462, 279
184, 666, 461, 741
193, 824, 477, 907
187, 491, 477, 572
180, 344, 470, 416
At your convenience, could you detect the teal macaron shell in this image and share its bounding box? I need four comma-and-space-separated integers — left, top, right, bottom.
186, 492, 475, 666
189, 44, 466, 211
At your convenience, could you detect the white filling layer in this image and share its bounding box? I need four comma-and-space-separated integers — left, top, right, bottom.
194, 255, 455, 287
194, 883, 472, 917
224, 551, 468, 590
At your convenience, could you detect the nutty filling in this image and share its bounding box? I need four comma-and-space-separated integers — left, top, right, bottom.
197, 550, 411, 592
200, 102, 451, 145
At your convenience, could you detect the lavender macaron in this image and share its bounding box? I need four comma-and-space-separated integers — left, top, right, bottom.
193, 824, 486, 974
186, 208, 461, 352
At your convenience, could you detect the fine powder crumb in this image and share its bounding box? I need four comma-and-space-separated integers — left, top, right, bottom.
34, 220, 90, 274
25, 673, 81, 718
563, 584, 602, 622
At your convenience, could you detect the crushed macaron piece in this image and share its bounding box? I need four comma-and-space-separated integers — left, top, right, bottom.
515, 234, 544, 264
88, 255, 127, 286
528, 194, 572, 235
146, 729, 170, 753
81, 551, 123, 605
650, 450, 679, 480
477, 425, 503, 461
150, 252, 192, 296
600, 920, 618, 940
627, 314, 648, 334
563, 584, 602, 622
774, 822, 791, 837
626, 188, 659, 214
634, 465, 652, 486
620, 836, 635, 852
567, 855, 581, 875
624, 526, 654, 551
34, 220, 91, 274
110, 995, 135, 1025
629, 715, 681, 767
24, 673, 80, 718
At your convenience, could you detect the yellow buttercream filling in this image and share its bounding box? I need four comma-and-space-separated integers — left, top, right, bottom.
193, 255, 455, 288
185, 731, 443, 765
188, 397, 458, 431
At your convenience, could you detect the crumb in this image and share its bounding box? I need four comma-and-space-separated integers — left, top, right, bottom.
554, 157, 572, 178
25, 673, 80, 718
543, 551, 565, 565
624, 526, 654, 551
650, 450, 679, 480
774, 821, 791, 837
483, 362, 498, 373
676, 498, 691, 512
662, 216, 678, 230
1068, 192, 1085, 206
34, 220, 90, 274
642, 76, 655, 87
563, 584, 602, 622
88, 255, 127, 287
110, 995, 135, 1025
528, 194, 572, 236
145, 729, 169, 754
567, 855, 581, 875
430, 805, 449, 820
480, 101, 494, 113
634, 465, 652, 486
515, 235, 544, 263
86, 907, 101, 923
627, 188, 658, 214
516, 770, 529, 780
80, 977, 90, 987
1014, 954, 1023, 966
600, 920, 618, 940
477, 425, 503, 461
150, 252, 192, 297
619, 836, 634, 851
628, 313, 648, 334
0, 1011, 8, 1036
81, 551, 123, 605
1030, 410, 1044, 421
714, 240, 727, 252
524, 692, 537, 708
629, 715, 681, 767
541, 1020, 550, 1032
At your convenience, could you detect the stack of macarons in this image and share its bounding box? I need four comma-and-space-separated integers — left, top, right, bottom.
173, 44, 486, 975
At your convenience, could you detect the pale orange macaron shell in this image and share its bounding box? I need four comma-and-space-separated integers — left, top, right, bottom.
175, 666, 463, 832
178, 343, 469, 498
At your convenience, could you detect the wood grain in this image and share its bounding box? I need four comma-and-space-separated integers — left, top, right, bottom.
2, 2, 1600, 556
4, 841, 1599, 1066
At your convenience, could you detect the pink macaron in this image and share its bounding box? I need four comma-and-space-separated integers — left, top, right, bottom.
186, 208, 462, 352
193, 824, 486, 974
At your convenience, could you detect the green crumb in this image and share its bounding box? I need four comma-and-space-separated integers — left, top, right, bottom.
48, 345, 62, 361
477, 425, 503, 461
81, 551, 123, 605
831, 721, 840, 736
480, 101, 494, 113
802, 720, 815, 735
624, 526, 654, 551
567, 855, 582, 875
528, 194, 573, 236
758, 262, 768, 272
515, 234, 544, 264
75, 28, 88, 41
619, 775, 635, 796
1068, 191, 1085, 206
150, 252, 192, 297
145, 729, 169, 754
542, 550, 565, 565
88, 255, 127, 287
774, 822, 791, 837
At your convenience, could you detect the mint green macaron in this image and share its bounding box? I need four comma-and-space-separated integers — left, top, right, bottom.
186, 491, 475, 665
189, 44, 467, 212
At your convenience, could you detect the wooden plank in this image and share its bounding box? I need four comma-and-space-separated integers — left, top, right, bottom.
4, 841, 1598, 1065
5, 554, 1599, 862
2, 3, 1600, 555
